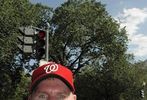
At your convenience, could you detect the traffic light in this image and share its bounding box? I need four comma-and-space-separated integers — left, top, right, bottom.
140, 89, 145, 98
34, 30, 46, 60
18, 26, 47, 60
17, 27, 35, 55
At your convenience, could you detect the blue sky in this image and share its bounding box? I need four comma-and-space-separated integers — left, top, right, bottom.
31, 0, 147, 61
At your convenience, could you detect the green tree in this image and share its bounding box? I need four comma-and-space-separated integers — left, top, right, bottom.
10, 72, 31, 100
130, 60, 147, 100
49, 1, 138, 99
1, 0, 144, 100
49, 0, 128, 73
0, 0, 52, 99
75, 58, 144, 100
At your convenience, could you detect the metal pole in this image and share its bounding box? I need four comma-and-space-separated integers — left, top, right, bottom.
46, 22, 50, 61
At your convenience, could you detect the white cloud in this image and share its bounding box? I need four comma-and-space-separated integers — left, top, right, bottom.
115, 8, 147, 61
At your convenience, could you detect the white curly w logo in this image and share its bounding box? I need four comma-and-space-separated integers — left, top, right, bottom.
44, 64, 59, 73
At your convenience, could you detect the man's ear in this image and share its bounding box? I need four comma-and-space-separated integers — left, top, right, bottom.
73, 94, 77, 100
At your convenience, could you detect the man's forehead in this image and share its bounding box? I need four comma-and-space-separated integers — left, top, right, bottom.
36, 78, 71, 93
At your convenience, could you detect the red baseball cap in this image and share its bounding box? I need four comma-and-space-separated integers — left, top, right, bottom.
30, 62, 75, 93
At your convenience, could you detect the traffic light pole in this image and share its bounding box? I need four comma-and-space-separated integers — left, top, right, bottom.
45, 22, 50, 61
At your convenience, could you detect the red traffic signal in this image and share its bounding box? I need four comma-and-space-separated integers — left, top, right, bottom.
38, 30, 46, 39
35, 30, 46, 60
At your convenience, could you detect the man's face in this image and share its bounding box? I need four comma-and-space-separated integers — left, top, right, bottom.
29, 78, 77, 100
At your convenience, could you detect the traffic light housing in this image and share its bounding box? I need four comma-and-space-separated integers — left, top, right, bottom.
34, 30, 46, 60
17, 27, 35, 55
17, 26, 46, 60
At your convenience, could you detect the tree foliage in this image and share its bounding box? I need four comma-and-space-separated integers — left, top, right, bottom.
0, 0, 147, 100
49, 0, 128, 72
8, 72, 31, 100
0, 0, 51, 99
75, 59, 146, 100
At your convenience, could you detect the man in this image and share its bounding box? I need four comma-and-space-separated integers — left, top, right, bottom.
28, 62, 77, 100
